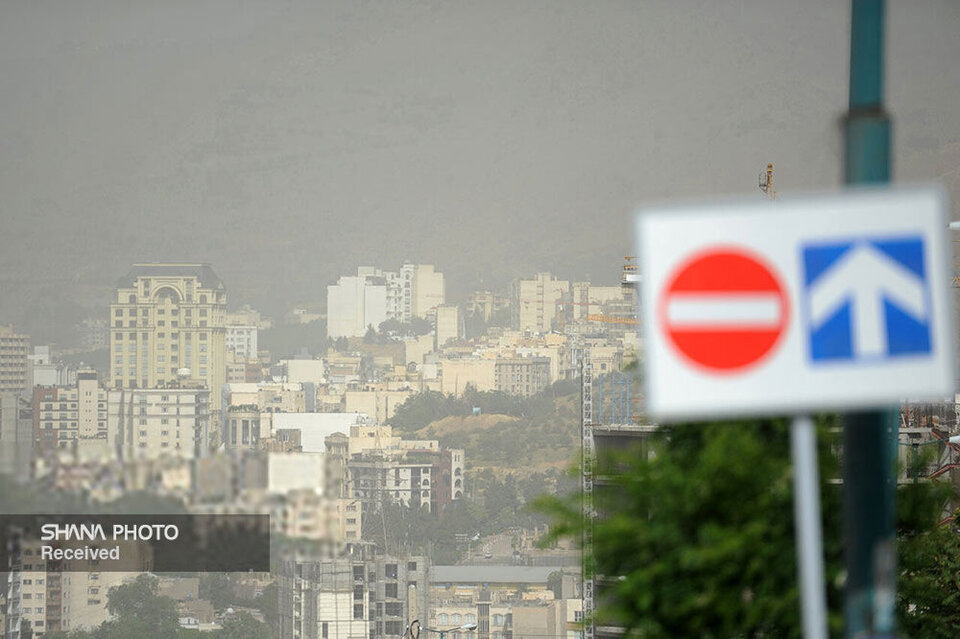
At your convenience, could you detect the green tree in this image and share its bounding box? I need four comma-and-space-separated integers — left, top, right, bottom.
254, 581, 280, 631
539, 419, 960, 638
216, 611, 271, 639
101, 574, 181, 639
538, 419, 845, 639
200, 573, 235, 611
896, 444, 960, 639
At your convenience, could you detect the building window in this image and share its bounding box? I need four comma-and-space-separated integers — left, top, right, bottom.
353, 604, 364, 620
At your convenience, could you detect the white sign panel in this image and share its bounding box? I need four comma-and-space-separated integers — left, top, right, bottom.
637, 187, 954, 421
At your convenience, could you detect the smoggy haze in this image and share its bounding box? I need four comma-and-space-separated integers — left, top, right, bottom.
2, 0, 959, 337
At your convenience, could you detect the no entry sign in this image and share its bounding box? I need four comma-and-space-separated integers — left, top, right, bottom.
636, 187, 955, 421
661, 249, 789, 371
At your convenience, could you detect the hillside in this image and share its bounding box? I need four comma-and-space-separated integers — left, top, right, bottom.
415, 395, 580, 474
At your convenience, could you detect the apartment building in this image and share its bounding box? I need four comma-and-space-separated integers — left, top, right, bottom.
327, 264, 446, 338
225, 325, 258, 361
3, 540, 142, 638
32, 371, 108, 456
107, 386, 211, 461
435, 305, 461, 350
510, 274, 569, 334
0, 393, 33, 480
276, 545, 429, 639
108, 263, 226, 409
327, 271, 389, 339
0, 326, 29, 394
494, 357, 551, 397
400, 263, 445, 321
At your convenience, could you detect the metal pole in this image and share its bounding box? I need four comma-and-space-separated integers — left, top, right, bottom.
843, 1, 897, 637
791, 415, 828, 639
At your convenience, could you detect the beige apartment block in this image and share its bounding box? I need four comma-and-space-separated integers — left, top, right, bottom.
32, 371, 110, 455
4, 541, 142, 637
0, 326, 29, 394
435, 305, 461, 350
511, 273, 569, 334
108, 264, 226, 410
343, 390, 413, 425
494, 357, 551, 397
403, 334, 434, 368
440, 358, 496, 396
401, 263, 445, 319
222, 382, 307, 414
225, 325, 258, 360
107, 386, 211, 461
569, 282, 626, 320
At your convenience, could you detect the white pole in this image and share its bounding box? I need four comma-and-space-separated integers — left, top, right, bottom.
791, 415, 828, 639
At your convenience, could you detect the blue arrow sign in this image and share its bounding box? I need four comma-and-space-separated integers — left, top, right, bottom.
801, 236, 932, 362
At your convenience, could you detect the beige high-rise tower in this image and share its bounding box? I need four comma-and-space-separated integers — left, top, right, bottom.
109, 264, 226, 409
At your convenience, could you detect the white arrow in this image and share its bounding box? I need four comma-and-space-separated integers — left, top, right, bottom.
808, 242, 926, 357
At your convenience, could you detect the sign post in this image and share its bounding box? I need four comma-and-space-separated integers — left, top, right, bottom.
844, 2, 896, 637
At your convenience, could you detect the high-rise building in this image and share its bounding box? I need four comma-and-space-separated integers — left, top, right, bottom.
107, 386, 211, 461
0, 392, 32, 480
435, 305, 461, 350
108, 264, 226, 409
494, 357, 551, 397
510, 273, 570, 334
32, 371, 109, 456
0, 326, 29, 394
225, 325, 258, 360
326, 271, 388, 339
400, 263, 445, 321
276, 546, 429, 639
327, 264, 446, 338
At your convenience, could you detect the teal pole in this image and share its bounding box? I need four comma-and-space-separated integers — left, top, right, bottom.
843, 1, 897, 637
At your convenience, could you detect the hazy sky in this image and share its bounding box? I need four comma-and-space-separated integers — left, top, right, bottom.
2, 0, 959, 335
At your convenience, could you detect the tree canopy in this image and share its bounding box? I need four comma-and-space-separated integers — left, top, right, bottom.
537, 418, 960, 639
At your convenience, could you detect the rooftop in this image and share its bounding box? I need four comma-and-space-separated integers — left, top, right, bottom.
118, 263, 224, 289
430, 566, 556, 585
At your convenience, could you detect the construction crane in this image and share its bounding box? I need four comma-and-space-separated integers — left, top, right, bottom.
759, 163, 777, 200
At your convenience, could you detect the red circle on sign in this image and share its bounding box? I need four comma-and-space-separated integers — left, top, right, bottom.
658, 248, 789, 372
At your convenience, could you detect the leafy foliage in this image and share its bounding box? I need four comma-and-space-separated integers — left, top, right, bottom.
363, 468, 576, 563
896, 444, 960, 639
538, 419, 845, 639
378, 317, 433, 337
101, 574, 181, 639
538, 419, 960, 639
387, 380, 579, 433
219, 611, 271, 639
44, 574, 274, 639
